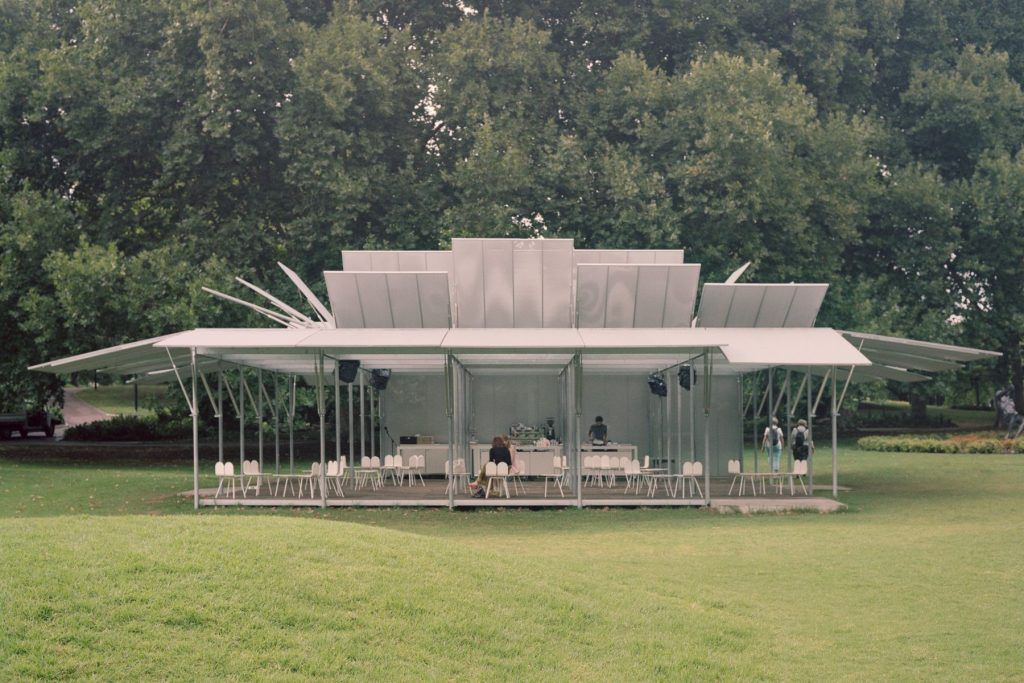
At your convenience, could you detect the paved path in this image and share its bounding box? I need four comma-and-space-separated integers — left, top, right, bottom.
57, 389, 112, 437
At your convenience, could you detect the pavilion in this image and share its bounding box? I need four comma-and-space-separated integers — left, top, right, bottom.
29, 238, 999, 509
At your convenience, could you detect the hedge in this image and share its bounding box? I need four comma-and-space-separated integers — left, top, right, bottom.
857, 435, 1022, 454
64, 414, 191, 441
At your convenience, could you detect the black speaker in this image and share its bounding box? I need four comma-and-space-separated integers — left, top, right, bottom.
370, 368, 391, 391
647, 374, 668, 397
338, 360, 360, 384
678, 364, 692, 391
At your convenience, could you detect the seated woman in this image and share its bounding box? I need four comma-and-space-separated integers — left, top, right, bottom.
469, 436, 512, 496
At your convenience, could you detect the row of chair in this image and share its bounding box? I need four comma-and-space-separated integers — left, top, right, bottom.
727, 459, 809, 496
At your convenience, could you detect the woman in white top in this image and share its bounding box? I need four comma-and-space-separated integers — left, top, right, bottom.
761, 417, 784, 473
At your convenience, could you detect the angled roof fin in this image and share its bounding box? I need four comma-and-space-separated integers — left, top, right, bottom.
278, 262, 336, 327
724, 261, 751, 284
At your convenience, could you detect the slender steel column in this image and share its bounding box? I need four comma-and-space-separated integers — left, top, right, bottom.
446, 354, 455, 510
217, 368, 224, 463
192, 348, 199, 510
689, 364, 696, 464
831, 365, 839, 498
257, 368, 264, 473
334, 362, 341, 465
288, 375, 295, 474
703, 350, 712, 506
574, 354, 583, 509
347, 382, 354, 464
317, 353, 327, 508
807, 366, 814, 495
785, 369, 792, 472
274, 374, 280, 474
753, 372, 759, 473
369, 386, 376, 460
359, 371, 366, 462
239, 368, 245, 470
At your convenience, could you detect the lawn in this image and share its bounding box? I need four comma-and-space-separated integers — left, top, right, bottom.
0, 443, 1021, 680
69, 384, 170, 418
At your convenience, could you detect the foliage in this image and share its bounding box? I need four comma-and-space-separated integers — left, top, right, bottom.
857, 433, 1022, 454
0, 1, 1023, 408
64, 414, 191, 442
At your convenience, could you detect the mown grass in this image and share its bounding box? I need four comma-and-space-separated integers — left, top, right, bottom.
69, 384, 169, 418
1, 445, 1022, 680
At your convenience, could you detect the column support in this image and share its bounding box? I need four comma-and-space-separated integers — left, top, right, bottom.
192, 348, 199, 510
359, 371, 366, 463
317, 352, 327, 509
257, 368, 264, 473
807, 367, 814, 495
446, 353, 455, 510
274, 373, 280, 474
703, 349, 712, 506
334, 362, 341, 465
238, 368, 245, 471
217, 367, 224, 463
831, 365, 839, 498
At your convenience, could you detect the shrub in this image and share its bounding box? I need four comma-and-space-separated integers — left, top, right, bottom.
64, 414, 191, 442
857, 435, 958, 454
961, 439, 1003, 454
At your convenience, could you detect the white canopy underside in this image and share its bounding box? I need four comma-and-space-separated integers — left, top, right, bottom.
32, 326, 980, 385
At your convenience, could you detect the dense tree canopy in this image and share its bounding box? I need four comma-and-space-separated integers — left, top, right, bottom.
1, 0, 1022, 408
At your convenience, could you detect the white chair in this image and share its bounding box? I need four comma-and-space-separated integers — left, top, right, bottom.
393, 453, 407, 486
485, 461, 511, 499
688, 461, 704, 498
543, 454, 565, 498
408, 454, 426, 486
214, 461, 241, 499
788, 459, 809, 495
509, 454, 526, 494
599, 455, 613, 487
728, 459, 741, 496
624, 459, 642, 494
326, 460, 345, 497
643, 454, 651, 470
300, 461, 321, 498
382, 454, 399, 486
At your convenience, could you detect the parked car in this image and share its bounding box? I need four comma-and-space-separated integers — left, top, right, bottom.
0, 410, 61, 438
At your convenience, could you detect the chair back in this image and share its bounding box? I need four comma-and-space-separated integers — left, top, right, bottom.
630, 459, 640, 475
394, 454, 404, 468
795, 460, 808, 476
327, 460, 339, 477
682, 461, 693, 476
360, 456, 370, 468
215, 461, 225, 476
384, 454, 394, 468
693, 461, 703, 476
600, 455, 611, 469
224, 461, 235, 476
444, 460, 451, 476
455, 458, 466, 474
311, 461, 321, 475
619, 456, 630, 470
496, 462, 509, 476
643, 454, 650, 469
727, 459, 739, 474
339, 456, 347, 472
552, 455, 562, 472
370, 456, 381, 468
485, 461, 497, 476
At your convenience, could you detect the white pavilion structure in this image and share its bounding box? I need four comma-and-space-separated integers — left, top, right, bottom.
30, 238, 999, 508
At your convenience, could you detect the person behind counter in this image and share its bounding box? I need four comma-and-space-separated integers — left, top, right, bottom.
468, 436, 512, 497
588, 416, 608, 445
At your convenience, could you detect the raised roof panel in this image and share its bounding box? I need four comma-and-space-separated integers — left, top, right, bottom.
697, 284, 828, 328
575, 264, 701, 328
324, 271, 452, 328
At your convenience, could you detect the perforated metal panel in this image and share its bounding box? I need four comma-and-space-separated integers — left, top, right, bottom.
696, 284, 828, 328
575, 264, 701, 328
451, 238, 574, 328
324, 271, 452, 328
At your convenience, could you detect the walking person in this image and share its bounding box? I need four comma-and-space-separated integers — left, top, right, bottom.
761, 417, 784, 473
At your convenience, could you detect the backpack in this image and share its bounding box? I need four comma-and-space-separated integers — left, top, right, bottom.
793, 429, 808, 459
769, 426, 780, 446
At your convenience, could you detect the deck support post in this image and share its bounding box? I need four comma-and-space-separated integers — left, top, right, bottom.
274, 374, 280, 474
257, 368, 264, 473
446, 353, 455, 510
347, 382, 354, 467
316, 351, 327, 509
359, 371, 366, 463
831, 365, 839, 499
785, 369, 792, 472
288, 375, 295, 474
573, 353, 583, 509
217, 367, 223, 463
238, 368, 245, 472
703, 348, 712, 506
191, 348, 199, 511
334, 363, 341, 466
369, 385, 376, 460
806, 366, 814, 495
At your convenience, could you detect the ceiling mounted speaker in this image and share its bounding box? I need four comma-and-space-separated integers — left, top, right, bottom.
338, 360, 360, 384
647, 374, 668, 397
370, 368, 391, 391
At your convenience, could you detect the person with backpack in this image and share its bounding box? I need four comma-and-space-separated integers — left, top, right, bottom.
790, 419, 812, 463
761, 417, 785, 473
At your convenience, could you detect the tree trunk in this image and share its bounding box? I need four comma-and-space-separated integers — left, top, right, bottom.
909, 386, 928, 423
1009, 335, 1023, 412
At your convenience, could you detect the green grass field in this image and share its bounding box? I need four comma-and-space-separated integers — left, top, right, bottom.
69, 384, 169, 418
1, 444, 1021, 680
